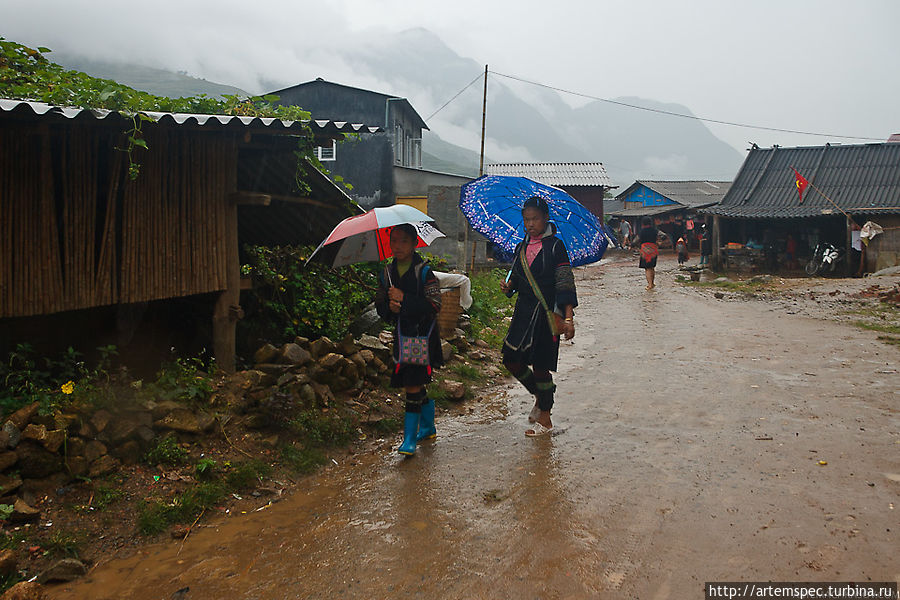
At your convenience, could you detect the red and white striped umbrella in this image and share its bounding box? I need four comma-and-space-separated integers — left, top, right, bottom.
308, 205, 445, 267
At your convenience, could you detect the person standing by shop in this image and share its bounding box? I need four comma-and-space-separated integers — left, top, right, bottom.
638, 217, 659, 290
619, 218, 632, 249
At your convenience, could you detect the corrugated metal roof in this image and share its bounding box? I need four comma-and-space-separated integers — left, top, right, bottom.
609, 204, 688, 218
0, 99, 382, 135
705, 142, 900, 219
616, 180, 732, 208
485, 162, 612, 187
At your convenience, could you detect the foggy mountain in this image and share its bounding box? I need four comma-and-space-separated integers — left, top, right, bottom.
52, 28, 745, 186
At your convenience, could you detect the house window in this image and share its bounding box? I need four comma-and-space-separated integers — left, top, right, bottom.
315, 140, 336, 162
408, 137, 422, 168
393, 125, 404, 165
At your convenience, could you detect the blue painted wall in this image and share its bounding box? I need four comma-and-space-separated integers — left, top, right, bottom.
621, 185, 678, 207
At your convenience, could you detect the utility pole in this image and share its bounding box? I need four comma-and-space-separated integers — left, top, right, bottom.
468, 64, 488, 273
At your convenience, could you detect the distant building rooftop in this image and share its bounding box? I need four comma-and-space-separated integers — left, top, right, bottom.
616, 180, 733, 208
485, 162, 613, 188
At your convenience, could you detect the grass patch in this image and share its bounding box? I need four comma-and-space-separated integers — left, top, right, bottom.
685, 279, 771, 293
137, 481, 226, 536
43, 530, 82, 558
853, 321, 900, 335
280, 444, 327, 475
877, 335, 900, 347
448, 363, 483, 382
93, 483, 126, 510
469, 269, 515, 347
369, 417, 400, 436
224, 460, 271, 490
289, 410, 354, 447
144, 436, 189, 467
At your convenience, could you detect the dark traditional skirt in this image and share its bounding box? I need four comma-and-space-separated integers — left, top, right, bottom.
639, 242, 659, 269
503, 303, 561, 372
390, 363, 432, 388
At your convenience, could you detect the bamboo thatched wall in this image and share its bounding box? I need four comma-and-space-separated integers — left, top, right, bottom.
0, 122, 235, 318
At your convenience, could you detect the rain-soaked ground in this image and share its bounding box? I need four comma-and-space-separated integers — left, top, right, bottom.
51, 255, 899, 599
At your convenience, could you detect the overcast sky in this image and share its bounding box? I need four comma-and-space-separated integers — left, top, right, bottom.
3, 0, 897, 152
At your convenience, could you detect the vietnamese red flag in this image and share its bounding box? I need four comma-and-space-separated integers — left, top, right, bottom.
792, 168, 809, 203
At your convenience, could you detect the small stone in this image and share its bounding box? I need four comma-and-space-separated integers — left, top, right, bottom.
442, 380, 466, 401
348, 352, 367, 371
279, 343, 311, 366
309, 336, 338, 359
15, 442, 62, 479
254, 363, 291, 376
339, 334, 359, 356
294, 336, 310, 348
475, 339, 490, 349
357, 349, 376, 364
318, 353, 343, 369
244, 413, 269, 430
90, 410, 113, 434
135, 426, 156, 444
0, 451, 18, 472
370, 358, 388, 373
2, 423, 20, 449
9, 498, 40, 523
76, 421, 93, 439
5, 402, 40, 431
714, 276, 730, 283
155, 409, 215, 434
311, 382, 334, 405
66, 437, 86, 457
467, 350, 488, 362
36, 558, 87, 583
64, 456, 88, 478
377, 330, 394, 345
714, 292, 725, 299
0, 549, 17, 575
115, 440, 142, 465
253, 343, 280, 365
293, 384, 316, 406
101, 419, 139, 445
83, 441, 108, 463
170, 524, 190, 539
0, 581, 47, 600
441, 341, 453, 362
88, 455, 120, 478
357, 335, 388, 352
0, 473, 23, 496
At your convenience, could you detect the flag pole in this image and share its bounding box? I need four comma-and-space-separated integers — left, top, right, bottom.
790, 165, 857, 226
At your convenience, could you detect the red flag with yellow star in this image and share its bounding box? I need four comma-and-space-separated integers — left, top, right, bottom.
792, 168, 809, 204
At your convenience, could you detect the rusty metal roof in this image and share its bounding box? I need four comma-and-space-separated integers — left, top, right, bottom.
485, 162, 613, 187
705, 142, 900, 219
0, 98, 381, 136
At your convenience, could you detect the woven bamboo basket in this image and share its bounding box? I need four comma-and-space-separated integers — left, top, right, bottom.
437, 289, 462, 338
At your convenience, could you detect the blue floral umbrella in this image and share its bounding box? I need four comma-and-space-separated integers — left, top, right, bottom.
459, 175, 608, 267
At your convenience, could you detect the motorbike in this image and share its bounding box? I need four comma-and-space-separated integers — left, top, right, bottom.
805, 242, 844, 276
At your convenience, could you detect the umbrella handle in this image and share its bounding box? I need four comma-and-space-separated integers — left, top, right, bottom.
505, 269, 512, 283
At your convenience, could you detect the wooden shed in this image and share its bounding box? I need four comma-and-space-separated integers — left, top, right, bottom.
0, 99, 378, 370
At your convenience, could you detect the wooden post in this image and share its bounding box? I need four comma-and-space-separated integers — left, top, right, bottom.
712, 215, 722, 271
213, 137, 242, 373
845, 215, 853, 277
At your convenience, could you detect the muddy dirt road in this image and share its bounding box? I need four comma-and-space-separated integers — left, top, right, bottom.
52, 256, 899, 599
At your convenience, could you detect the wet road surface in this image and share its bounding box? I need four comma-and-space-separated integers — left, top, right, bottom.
52, 256, 899, 599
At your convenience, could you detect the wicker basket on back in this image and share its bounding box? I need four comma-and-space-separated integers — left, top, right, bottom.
437, 288, 462, 339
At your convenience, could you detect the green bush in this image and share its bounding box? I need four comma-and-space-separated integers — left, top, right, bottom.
240, 245, 381, 344
289, 410, 354, 447
144, 436, 189, 467
468, 269, 515, 347
224, 460, 271, 490
280, 444, 327, 475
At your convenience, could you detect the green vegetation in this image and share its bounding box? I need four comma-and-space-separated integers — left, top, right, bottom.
194, 458, 219, 481
144, 436, 189, 467
844, 302, 900, 343
448, 363, 484, 382
149, 356, 214, 404
468, 269, 515, 347
280, 444, 327, 475
289, 410, 355, 447
93, 483, 126, 510
43, 530, 82, 559
137, 459, 272, 536
240, 245, 381, 343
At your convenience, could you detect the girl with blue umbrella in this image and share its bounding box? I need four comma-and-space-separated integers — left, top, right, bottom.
499, 197, 577, 436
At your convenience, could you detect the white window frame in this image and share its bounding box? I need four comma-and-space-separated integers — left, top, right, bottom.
315, 140, 337, 162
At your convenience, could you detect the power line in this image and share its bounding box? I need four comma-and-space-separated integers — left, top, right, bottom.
424, 72, 485, 121
489, 70, 885, 142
